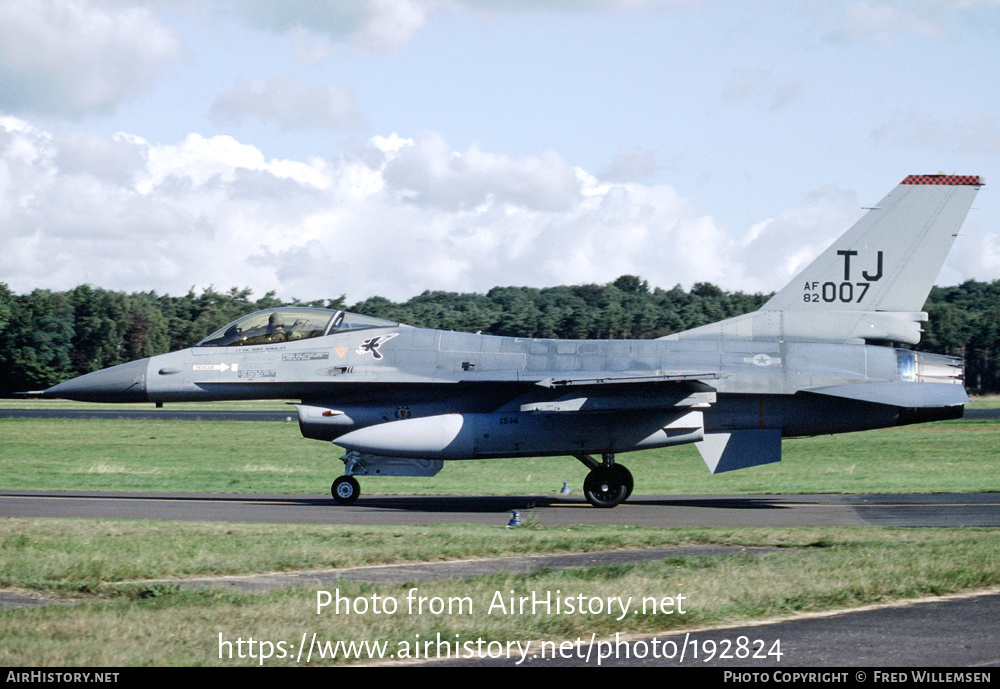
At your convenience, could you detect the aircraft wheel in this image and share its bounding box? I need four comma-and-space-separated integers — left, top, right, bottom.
611, 464, 634, 501
583, 467, 627, 508
332, 476, 360, 505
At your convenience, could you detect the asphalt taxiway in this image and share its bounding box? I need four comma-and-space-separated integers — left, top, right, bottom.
2, 490, 999, 527
429, 590, 1000, 667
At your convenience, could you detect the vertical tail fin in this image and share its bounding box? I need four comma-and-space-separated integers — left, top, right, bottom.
666, 174, 984, 344
763, 174, 983, 314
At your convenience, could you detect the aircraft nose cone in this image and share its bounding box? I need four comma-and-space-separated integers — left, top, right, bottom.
42, 358, 150, 403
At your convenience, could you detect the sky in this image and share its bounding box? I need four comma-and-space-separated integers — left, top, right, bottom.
1, 0, 998, 304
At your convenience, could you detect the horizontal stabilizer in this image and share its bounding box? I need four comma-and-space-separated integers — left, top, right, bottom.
697, 429, 781, 474
806, 381, 968, 408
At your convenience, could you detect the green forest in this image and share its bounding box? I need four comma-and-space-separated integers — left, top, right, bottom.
2, 276, 998, 396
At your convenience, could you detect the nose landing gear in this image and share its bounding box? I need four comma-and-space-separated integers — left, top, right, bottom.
331, 475, 360, 504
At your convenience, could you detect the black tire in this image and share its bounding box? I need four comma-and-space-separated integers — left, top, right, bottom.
611, 464, 634, 501
583, 467, 627, 508
331, 475, 360, 505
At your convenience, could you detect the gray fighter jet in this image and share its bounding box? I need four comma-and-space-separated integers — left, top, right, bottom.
40, 174, 984, 507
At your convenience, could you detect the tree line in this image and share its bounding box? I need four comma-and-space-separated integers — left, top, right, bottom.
2, 277, 998, 396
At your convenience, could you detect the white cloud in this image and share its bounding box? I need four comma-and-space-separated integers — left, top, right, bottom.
54, 130, 149, 185
352, 0, 433, 50
232, 0, 444, 51
285, 27, 337, 64
600, 147, 659, 182
820, 0, 999, 44
208, 76, 362, 131
840, 1, 942, 43
2, 118, 995, 305
232, 0, 674, 53
944, 232, 1000, 285
379, 131, 581, 211
139, 132, 331, 190
732, 205, 860, 292
0, 0, 181, 117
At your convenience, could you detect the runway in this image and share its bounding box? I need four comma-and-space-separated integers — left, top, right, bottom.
3, 490, 999, 527
430, 590, 1000, 667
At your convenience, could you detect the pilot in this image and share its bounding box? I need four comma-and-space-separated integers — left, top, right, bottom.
266, 313, 286, 341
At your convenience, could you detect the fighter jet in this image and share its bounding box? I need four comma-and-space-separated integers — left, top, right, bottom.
39, 174, 983, 507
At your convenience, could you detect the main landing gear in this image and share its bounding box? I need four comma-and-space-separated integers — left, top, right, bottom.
329, 454, 633, 508
574, 453, 633, 508
331, 475, 360, 504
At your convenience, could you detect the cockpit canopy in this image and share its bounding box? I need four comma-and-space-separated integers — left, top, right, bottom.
196, 308, 397, 348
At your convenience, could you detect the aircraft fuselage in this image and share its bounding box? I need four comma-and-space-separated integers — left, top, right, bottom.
48, 323, 965, 459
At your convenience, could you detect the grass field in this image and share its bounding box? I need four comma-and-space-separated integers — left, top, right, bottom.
1, 415, 998, 495
2, 522, 999, 666
2, 400, 999, 666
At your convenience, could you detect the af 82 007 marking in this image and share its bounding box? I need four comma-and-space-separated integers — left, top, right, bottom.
803, 281, 871, 303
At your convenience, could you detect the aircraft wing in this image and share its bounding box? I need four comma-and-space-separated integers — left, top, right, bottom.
533, 371, 722, 387
520, 372, 719, 413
